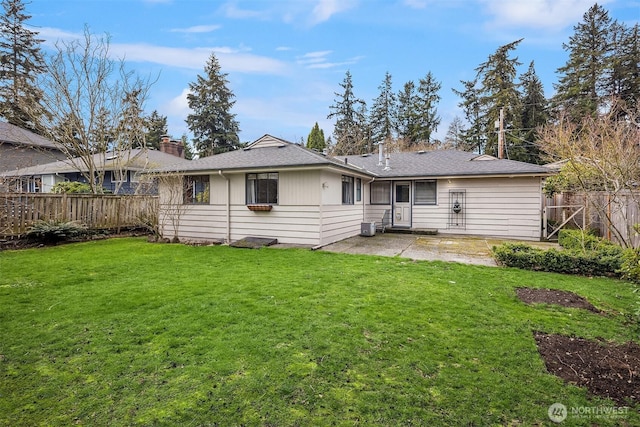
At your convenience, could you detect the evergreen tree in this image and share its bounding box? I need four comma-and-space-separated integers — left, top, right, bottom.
452, 79, 484, 153
144, 110, 168, 150
413, 71, 441, 145
181, 134, 195, 160
186, 53, 240, 157
327, 70, 367, 155
476, 39, 523, 158
443, 116, 471, 151
610, 22, 640, 114
306, 122, 326, 151
396, 81, 419, 145
0, 0, 47, 132
518, 61, 548, 164
117, 88, 146, 149
553, 4, 616, 121
369, 72, 397, 146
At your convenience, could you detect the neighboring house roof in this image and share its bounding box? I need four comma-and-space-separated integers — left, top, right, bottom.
338, 150, 551, 178
152, 134, 369, 175
0, 148, 190, 177
151, 134, 550, 179
0, 121, 59, 150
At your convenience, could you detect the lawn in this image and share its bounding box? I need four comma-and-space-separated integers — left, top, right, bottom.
0, 237, 638, 426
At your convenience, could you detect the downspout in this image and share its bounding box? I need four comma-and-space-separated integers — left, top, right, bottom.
218, 170, 230, 244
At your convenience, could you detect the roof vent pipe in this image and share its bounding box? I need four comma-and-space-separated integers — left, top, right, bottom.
378, 142, 384, 166
384, 155, 391, 171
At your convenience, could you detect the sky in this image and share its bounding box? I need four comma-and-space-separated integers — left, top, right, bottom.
26, 0, 640, 145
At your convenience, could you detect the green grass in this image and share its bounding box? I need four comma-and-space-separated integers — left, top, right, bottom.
0, 237, 638, 426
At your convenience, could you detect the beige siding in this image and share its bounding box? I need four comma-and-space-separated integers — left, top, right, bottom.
280, 170, 321, 206
364, 177, 543, 240
320, 204, 365, 246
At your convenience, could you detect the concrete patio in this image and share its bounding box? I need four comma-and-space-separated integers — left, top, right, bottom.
318, 233, 559, 266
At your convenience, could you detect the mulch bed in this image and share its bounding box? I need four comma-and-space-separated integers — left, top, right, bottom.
516, 287, 602, 313
534, 332, 639, 406
516, 287, 638, 406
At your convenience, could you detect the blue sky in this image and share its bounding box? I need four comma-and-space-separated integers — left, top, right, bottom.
27, 0, 639, 145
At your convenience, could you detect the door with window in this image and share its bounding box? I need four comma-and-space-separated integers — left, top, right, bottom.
393, 181, 411, 227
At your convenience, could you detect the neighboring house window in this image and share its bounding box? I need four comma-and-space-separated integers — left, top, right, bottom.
371, 181, 391, 205
356, 178, 362, 202
414, 180, 437, 205
342, 175, 354, 205
112, 170, 127, 183
246, 173, 278, 204
184, 175, 210, 204
130, 171, 141, 183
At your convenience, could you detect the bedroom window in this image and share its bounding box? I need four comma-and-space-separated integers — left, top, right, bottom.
370, 181, 391, 205
342, 175, 354, 205
356, 178, 362, 202
414, 180, 437, 205
246, 172, 278, 204
183, 175, 210, 204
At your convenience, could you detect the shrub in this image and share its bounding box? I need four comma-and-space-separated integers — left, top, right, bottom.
620, 248, 640, 283
52, 181, 92, 194
26, 220, 87, 244
492, 242, 623, 277
558, 229, 613, 252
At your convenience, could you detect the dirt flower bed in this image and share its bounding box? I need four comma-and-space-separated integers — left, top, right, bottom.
516, 287, 638, 406
534, 332, 639, 406
516, 287, 602, 313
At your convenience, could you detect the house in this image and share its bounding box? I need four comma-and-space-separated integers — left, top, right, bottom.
0, 121, 67, 174
152, 134, 551, 247
1, 137, 189, 194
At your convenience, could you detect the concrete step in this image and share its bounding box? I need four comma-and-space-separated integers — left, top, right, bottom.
385, 227, 438, 235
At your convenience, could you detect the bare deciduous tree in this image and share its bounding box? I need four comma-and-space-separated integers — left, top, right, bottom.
35, 26, 154, 194
540, 101, 640, 247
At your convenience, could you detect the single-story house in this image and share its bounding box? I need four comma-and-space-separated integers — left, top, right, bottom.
0, 121, 67, 174
1, 138, 189, 194
152, 134, 551, 247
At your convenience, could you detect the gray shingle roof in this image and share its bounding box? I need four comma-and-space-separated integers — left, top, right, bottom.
0, 149, 191, 177
0, 121, 59, 150
150, 135, 550, 178
337, 150, 550, 178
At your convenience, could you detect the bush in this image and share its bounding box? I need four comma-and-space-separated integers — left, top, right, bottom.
492, 242, 623, 277
52, 181, 92, 194
26, 220, 87, 244
620, 248, 640, 283
558, 229, 613, 252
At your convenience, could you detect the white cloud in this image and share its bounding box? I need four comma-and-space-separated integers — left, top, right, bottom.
481, 0, 613, 30
310, 0, 357, 25
169, 24, 221, 34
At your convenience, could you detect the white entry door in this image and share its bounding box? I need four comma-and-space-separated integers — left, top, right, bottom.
393, 181, 411, 227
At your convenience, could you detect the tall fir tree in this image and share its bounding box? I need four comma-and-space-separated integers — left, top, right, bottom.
186, 53, 240, 157
0, 0, 47, 132
443, 116, 472, 151
413, 71, 441, 145
452, 79, 484, 153
553, 4, 616, 121
369, 72, 397, 146
518, 61, 548, 164
610, 22, 640, 114
306, 122, 326, 150
328, 70, 367, 155
144, 110, 168, 150
396, 81, 419, 146
476, 39, 523, 159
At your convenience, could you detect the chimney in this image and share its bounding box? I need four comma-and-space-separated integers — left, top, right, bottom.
378, 142, 384, 166
159, 135, 185, 158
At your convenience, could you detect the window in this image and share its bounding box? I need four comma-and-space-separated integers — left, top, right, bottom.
130, 171, 141, 183
112, 169, 127, 183
356, 178, 362, 202
342, 175, 354, 204
246, 173, 278, 204
396, 183, 410, 203
414, 180, 437, 205
183, 175, 210, 204
370, 181, 391, 205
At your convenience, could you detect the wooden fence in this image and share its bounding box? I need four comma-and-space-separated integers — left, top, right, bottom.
545, 191, 640, 247
0, 193, 158, 237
